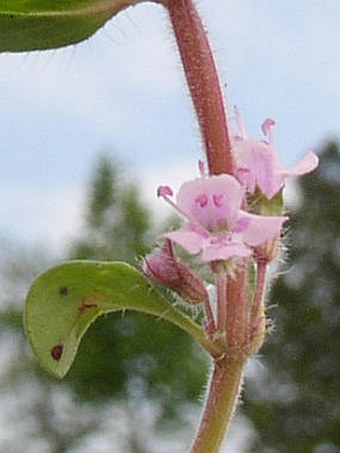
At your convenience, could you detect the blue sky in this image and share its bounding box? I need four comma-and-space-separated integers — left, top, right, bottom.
0, 0, 339, 252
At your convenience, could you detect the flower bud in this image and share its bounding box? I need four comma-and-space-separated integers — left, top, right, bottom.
142, 241, 208, 304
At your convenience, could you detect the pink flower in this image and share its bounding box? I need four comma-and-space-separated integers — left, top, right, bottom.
233, 109, 319, 199
157, 166, 287, 263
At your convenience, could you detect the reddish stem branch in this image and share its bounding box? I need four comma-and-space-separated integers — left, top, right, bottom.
165, 0, 233, 175
216, 271, 227, 334
226, 263, 248, 348
191, 356, 245, 452
162, 1, 250, 451
251, 260, 267, 322
203, 294, 217, 335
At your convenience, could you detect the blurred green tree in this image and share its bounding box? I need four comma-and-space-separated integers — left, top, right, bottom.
244, 142, 340, 453
67, 155, 207, 415
71, 155, 150, 262
0, 154, 208, 452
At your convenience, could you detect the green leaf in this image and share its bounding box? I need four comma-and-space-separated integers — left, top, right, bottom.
0, 0, 148, 52
25, 260, 222, 378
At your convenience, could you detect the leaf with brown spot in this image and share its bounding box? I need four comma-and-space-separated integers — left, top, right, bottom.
25, 260, 221, 378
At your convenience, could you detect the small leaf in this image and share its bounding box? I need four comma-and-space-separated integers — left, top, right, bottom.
0, 0, 148, 52
25, 261, 222, 378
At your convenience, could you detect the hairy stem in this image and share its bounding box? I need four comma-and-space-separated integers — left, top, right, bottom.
162, 1, 248, 451
251, 260, 267, 322
165, 0, 233, 175
247, 260, 267, 354
216, 271, 227, 334
191, 356, 245, 452
226, 263, 248, 348
203, 294, 217, 336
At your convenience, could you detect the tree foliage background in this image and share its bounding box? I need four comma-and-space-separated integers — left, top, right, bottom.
0, 143, 339, 452
0, 155, 208, 452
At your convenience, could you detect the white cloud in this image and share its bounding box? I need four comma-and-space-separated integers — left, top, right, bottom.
0, 0, 338, 249
138, 158, 199, 222
0, 158, 200, 254
0, 185, 84, 255
0, 4, 180, 113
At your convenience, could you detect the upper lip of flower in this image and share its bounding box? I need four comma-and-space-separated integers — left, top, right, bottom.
175, 173, 244, 232
157, 168, 287, 262
233, 108, 319, 199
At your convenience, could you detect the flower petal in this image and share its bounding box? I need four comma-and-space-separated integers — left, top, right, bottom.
282, 151, 319, 177
163, 225, 252, 262
201, 239, 251, 262
176, 174, 244, 230
234, 139, 283, 198
163, 225, 208, 255
238, 211, 287, 246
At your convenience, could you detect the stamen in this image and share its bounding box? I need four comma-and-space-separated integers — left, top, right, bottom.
157, 185, 173, 198
157, 185, 193, 222
198, 160, 206, 177
233, 106, 247, 138
261, 118, 276, 144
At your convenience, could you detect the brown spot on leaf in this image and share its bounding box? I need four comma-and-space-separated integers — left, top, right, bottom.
59, 286, 69, 297
51, 344, 63, 361
78, 300, 99, 316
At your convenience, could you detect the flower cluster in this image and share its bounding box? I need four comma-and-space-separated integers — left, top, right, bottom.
143, 111, 319, 338
151, 113, 318, 265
